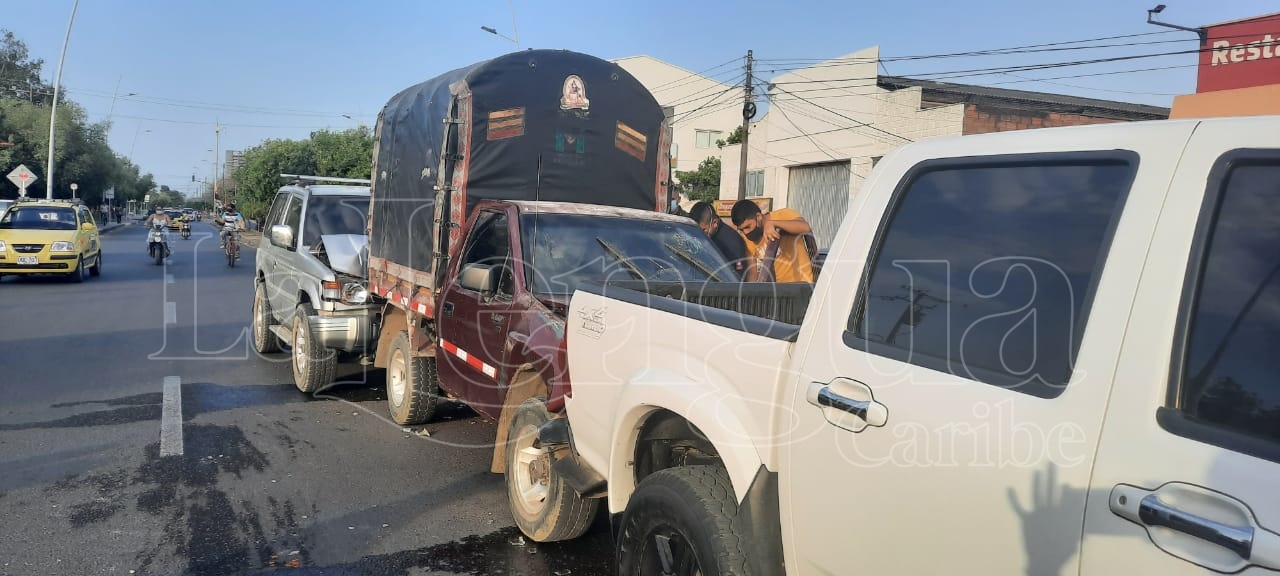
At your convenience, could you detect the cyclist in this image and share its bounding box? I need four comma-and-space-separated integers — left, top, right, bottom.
218, 202, 245, 253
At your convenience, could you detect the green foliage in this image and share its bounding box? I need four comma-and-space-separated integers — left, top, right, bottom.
234, 127, 372, 221
0, 30, 153, 205
675, 156, 722, 203
716, 126, 744, 148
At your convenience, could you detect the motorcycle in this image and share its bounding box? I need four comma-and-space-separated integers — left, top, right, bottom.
180, 219, 191, 240
148, 222, 170, 266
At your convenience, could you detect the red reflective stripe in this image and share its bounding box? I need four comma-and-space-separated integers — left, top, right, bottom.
440, 339, 497, 380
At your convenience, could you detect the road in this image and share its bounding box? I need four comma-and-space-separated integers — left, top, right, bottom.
0, 222, 613, 576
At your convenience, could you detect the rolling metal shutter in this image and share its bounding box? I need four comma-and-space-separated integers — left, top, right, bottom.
786, 161, 850, 248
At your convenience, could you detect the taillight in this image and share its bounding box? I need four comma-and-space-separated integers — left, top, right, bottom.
321, 280, 341, 301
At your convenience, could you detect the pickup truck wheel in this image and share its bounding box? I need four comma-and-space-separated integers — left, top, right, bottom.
252, 283, 281, 354
385, 331, 439, 425
291, 304, 336, 393
618, 466, 752, 576
506, 398, 599, 542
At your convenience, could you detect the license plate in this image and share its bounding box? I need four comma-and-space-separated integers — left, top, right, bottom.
17, 256, 38, 265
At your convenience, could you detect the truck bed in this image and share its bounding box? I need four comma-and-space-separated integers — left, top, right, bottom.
588, 280, 814, 340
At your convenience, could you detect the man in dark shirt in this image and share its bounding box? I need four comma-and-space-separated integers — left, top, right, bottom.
690, 201, 748, 279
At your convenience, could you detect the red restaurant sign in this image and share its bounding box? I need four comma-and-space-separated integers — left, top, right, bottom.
1198, 12, 1280, 93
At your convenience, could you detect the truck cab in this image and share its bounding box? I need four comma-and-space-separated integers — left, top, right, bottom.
566, 116, 1280, 575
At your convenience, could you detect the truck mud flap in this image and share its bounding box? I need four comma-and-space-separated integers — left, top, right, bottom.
537, 417, 607, 498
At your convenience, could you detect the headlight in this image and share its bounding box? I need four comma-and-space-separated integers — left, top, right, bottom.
51, 241, 76, 252
341, 283, 369, 305
0, 240, 6, 252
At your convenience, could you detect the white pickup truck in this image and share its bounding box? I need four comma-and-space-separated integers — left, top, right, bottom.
562, 116, 1280, 575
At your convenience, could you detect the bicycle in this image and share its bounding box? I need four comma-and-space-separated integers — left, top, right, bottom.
224, 230, 240, 267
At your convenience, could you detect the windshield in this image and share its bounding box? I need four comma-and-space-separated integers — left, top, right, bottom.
0, 207, 79, 230
303, 196, 369, 247
520, 213, 730, 295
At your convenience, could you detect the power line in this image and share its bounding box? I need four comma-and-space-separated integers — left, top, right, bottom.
770, 85, 912, 143
755, 30, 1180, 65
644, 55, 743, 93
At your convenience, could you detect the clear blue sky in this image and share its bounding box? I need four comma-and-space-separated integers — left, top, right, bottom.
5, 0, 1275, 194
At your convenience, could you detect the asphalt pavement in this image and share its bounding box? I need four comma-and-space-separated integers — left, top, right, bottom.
0, 222, 613, 575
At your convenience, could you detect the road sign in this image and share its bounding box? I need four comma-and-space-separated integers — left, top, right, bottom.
70, 183, 79, 191
6, 164, 38, 197
105, 187, 115, 200
144, 194, 151, 203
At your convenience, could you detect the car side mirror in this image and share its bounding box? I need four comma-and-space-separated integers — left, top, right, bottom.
459, 264, 496, 294
81, 222, 94, 230
269, 224, 295, 250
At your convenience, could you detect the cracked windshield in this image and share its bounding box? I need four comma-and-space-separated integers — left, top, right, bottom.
4, 1, 1280, 575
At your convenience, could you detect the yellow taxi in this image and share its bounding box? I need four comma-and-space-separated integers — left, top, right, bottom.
0, 199, 103, 283
165, 209, 186, 231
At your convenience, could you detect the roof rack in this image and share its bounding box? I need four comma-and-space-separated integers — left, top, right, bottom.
280, 174, 372, 185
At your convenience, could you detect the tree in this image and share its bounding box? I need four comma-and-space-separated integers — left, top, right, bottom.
716, 126, 744, 149
233, 127, 373, 220
675, 156, 722, 203
0, 30, 52, 105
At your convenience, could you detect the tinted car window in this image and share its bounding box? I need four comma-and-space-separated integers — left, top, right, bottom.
0, 207, 78, 230
265, 193, 288, 229
847, 155, 1135, 397
521, 213, 731, 296
283, 196, 303, 246
302, 196, 369, 247
1178, 160, 1280, 445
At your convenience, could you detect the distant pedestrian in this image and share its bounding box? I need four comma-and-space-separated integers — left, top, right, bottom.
114, 206, 122, 224
690, 201, 748, 279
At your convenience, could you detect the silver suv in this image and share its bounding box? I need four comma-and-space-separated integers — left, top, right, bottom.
251, 177, 374, 392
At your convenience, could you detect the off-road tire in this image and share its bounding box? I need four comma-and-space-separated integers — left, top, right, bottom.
505, 398, 600, 542
252, 282, 281, 354
385, 331, 439, 425
291, 303, 336, 393
617, 466, 753, 576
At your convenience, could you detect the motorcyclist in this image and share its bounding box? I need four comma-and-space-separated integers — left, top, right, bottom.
218, 202, 245, 253
143, 206, 172, 252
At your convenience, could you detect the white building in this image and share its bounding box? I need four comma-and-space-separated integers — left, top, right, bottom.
614, 55, 743, 177
719, 46, 1168, 247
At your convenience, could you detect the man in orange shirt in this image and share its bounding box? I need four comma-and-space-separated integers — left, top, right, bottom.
730, 200, 817, 283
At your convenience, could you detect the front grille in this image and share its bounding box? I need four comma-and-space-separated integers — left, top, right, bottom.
0, 262, 68, 270
13, 244, 43, 253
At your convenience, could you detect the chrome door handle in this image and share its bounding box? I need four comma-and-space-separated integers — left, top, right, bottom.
815, 387, 871, 420
806, 379, 887, 433
1138, 494, 1253, 560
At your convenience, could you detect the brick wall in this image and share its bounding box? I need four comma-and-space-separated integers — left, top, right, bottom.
962, 104, 1121, 135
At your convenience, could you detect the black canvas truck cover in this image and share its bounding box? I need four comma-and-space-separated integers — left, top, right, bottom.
367, 49, 670, 301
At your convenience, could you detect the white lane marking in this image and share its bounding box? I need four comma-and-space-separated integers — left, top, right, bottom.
160, 376, 184, 457
164, 302, 177, 324
166, 273, 174, 285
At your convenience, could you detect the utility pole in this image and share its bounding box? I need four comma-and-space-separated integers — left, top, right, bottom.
214, 122, 221, 204
737, 49, 754, 201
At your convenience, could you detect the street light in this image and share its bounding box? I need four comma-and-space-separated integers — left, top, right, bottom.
480, 25, 519, 47
129, 125, 151, 158
45, 0, 81, 199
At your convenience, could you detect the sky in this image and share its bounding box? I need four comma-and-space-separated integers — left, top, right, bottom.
4, 0, 1276, 195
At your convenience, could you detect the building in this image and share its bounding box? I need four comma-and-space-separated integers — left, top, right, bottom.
613, 55, 743, 179
1170, 12, 1280, 118
719, 46, 1170, 247
224, 150, 245, 177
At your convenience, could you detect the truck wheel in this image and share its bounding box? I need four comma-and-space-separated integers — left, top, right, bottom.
506, 398, 599, 542
617, 466, 753, 576
252, 283, 281, 354
385, 331, 439, 425
291, 303, 336, 393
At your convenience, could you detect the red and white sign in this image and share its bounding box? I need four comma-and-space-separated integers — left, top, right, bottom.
1198, 12, 1280, 93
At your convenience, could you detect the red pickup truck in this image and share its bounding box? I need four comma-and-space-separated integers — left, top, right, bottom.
361, 50, 733, 542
